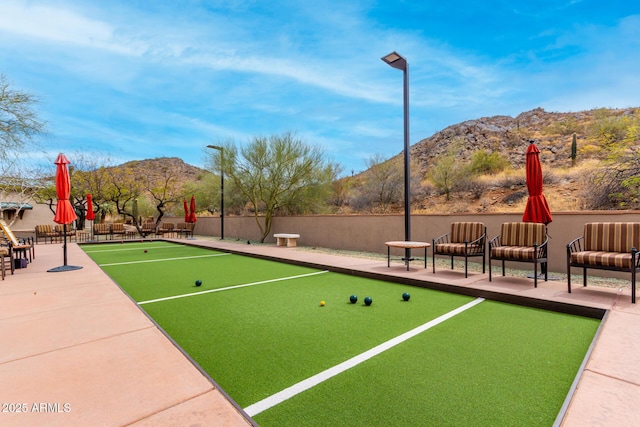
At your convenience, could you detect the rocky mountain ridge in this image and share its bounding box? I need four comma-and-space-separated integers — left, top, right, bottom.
411, 107, 611, 171
115, 107, 639, 214
365, 106, 640, 213
120, 157, 206, 181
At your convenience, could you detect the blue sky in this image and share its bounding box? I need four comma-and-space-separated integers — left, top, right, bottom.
1, 0, 639, 175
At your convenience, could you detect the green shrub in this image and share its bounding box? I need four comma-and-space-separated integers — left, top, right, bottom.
468, 149, 509, 175
429, 138, 466, 200
546, 116, 582, 136
588, 110, 629, 145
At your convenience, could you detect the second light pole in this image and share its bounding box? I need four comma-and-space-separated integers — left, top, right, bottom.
207, 145, 224, 240
382, 51, 411, 262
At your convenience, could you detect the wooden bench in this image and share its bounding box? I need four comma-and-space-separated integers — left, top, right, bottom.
35, 224, 58, 244
489, 222, 548, 287
432, 222, 486, 278
176, 222, 195, 238
156, 222, 175, 238
54, 224, 76, 242
93, 223, 111, 240
274, 233, 300, 247
140, 222, 156, 237
110, 223, 126, 239
567, 222, 640, 303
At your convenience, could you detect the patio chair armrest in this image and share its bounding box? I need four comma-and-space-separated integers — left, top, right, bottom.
534, 236, 549, 258
467, 233, 486, 247
432, 233, 450, 246
566, 236, 584, 254
489, 235, 501, 249
465, 235, 486, 255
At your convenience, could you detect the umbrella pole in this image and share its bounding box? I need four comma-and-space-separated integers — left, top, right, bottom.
63, 228, 68, 266
48, 226, 82, 272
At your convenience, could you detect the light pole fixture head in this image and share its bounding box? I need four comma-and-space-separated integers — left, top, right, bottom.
207, 145, 223, 150
381, 51, 407, 71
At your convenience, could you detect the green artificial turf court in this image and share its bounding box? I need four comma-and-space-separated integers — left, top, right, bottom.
83, 241, 319, 301
252, 300, 597, 427
83, 241, 601, 426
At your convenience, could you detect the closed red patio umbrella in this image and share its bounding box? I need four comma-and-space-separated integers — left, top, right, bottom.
522, 141, 553, 225
522, 141, 553, 280
189, 195, 197, 223
49, 153, 82, 272
86, 194, 95, 221
183, 198, 189, 222
53, 154, 77, 225
86, 193, 95, 240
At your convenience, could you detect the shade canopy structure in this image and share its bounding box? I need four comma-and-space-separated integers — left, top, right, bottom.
0, 202, 33, 210
48, 153, 82, 272
522, 142, 553, 225
188, 195, 197, 223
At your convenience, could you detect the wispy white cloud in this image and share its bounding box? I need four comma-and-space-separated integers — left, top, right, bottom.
1, 0, 638, 174
1, 1, 397, 104
1, 0, 502, 110
0, 0, 148, 55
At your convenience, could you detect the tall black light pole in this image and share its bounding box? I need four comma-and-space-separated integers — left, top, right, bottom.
207, 145, 224, 240
381, 51, 411, 262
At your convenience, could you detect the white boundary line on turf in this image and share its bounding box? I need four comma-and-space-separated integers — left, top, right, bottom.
84, 245, 182, 253
138, 270, 330, 305
244, 297, 486, 417
99, 253, 230, 267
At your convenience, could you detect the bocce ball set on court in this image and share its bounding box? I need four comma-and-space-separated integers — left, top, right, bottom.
190, 278, 412, 304
320, 292, 410, 307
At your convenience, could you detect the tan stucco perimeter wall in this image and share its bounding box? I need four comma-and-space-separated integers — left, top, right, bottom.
188, 211, 640, 275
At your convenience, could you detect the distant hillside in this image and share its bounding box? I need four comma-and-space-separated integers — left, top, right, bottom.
411, 107, 631, 172
350, 107, 640, 214
117, 108, 639, 216
120, 157, 206, 182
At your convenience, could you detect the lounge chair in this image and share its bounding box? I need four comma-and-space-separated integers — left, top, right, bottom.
567, 222, 640, 303
432, 222, 486, 278
489, 222, 548, 287
0, 219, 35, 271
0, 246, 11, 279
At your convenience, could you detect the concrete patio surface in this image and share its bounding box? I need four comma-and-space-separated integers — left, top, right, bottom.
0, 242, 252, 427
2, 237, 640, 426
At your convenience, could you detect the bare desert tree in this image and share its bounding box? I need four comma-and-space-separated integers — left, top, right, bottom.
0, 74, 46, 225
210, 132, 336, 242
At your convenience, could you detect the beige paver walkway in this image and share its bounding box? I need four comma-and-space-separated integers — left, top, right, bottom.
0, 242, 252, 427
2, 238, 639, 426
